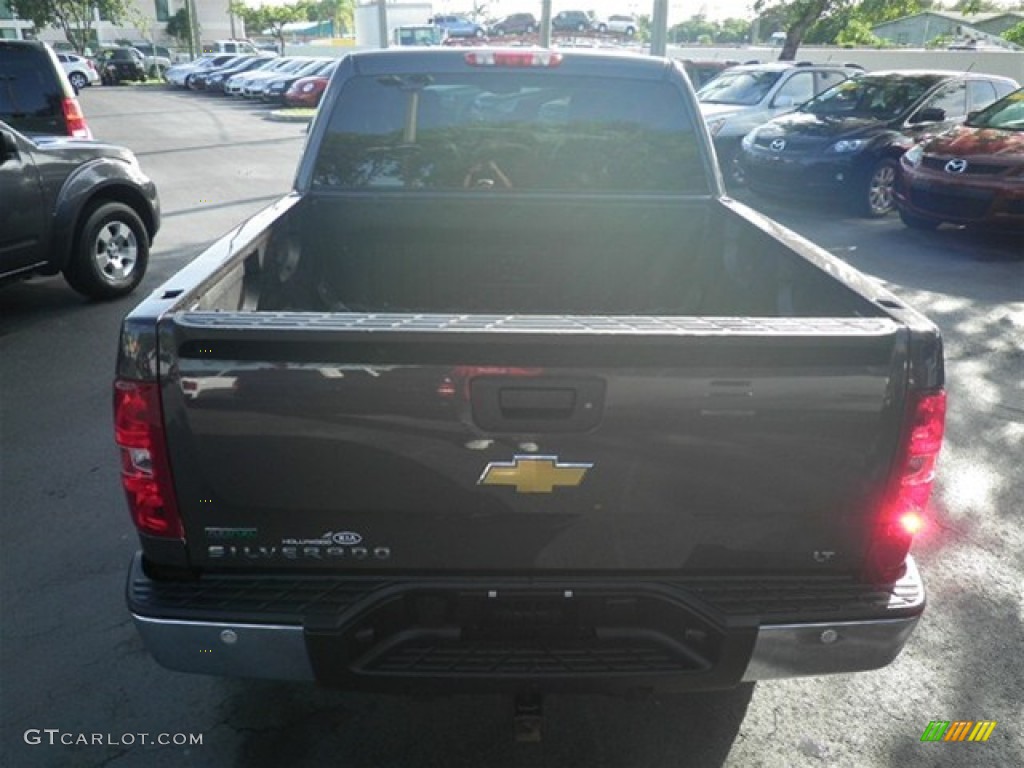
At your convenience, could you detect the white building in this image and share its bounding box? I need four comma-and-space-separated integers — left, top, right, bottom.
1, 0, 241, 50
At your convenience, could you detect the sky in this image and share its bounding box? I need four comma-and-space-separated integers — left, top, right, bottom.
433, 1, 759, 25
442, 0, 1023, 25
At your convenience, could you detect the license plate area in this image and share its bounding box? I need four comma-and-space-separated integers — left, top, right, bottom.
304, 586, 757, 691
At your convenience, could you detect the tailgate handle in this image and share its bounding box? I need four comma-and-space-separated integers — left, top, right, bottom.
499, 387, 576, 419
470, 377, 605, 433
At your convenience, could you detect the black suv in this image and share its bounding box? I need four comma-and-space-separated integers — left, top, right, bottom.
552, 10, 594, 32
0, 40, 92, 139
490, 13, 537, 36
96, 47, 147, 84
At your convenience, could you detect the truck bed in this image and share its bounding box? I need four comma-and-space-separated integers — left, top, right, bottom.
131, 192, 917, 578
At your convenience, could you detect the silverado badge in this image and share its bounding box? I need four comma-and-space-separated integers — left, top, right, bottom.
477, 456, 593, 494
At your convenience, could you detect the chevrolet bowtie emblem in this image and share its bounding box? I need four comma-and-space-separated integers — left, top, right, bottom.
478, 456, 593, 494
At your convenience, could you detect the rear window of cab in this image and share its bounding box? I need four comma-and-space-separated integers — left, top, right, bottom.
313, 70, 709, 194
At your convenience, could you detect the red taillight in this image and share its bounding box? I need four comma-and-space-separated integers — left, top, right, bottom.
866, 390, 946, 582
465, 51, 563, 68
114, 380, 183, 539
62, 97, 92, 139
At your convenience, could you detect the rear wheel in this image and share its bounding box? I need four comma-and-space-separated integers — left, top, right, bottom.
899, 209, 941, 231
68, 71, 88, 90
625, 26, 636, 37
577, 22, 587, 31
64, 202, 149, 300
861, 158, 898, 217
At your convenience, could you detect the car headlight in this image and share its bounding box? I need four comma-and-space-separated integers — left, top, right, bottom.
301, 82, 316, 93
830, 139, 866, 154
706, 117, 727, 136
903, 144, 924, 168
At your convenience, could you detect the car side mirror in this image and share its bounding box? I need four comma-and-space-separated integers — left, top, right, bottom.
773, 95, 796, 109
911, 107, 946, 124
966, 110, 979, 122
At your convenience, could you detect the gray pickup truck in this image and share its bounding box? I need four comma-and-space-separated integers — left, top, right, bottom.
116, 49, 945, 704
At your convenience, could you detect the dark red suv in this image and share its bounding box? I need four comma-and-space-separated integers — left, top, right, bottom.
896, 86, 1024, 231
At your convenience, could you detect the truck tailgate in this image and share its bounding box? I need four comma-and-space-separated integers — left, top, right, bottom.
162, 313, 909, 574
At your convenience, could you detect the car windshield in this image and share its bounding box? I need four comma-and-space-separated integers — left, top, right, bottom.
965, 88, 1024, 131
696, 70, 784, 106
314, 72, 706, 194
800, 75, 940, 120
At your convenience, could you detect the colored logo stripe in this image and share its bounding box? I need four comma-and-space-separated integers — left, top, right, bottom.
920, 720, 997, 742
944, 721, 973, 741
969, 721, 997, 742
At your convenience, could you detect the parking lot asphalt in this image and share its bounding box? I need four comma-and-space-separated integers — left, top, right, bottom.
1, 86, 1021, 768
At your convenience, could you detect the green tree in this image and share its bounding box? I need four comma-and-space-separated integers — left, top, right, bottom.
166, 7, 193, 49
10, 0, 130, 53
230, 1, 310, 54
754, 0, 925, 58
754, 0, 839, 60
835, 18, 883, 46
949, 0, 1002, 12
805, 0, 922, 45
305, 0, 355, 35
669, 14, 718, 43
717, 18, 753, 44
1002, 21, 1024, 45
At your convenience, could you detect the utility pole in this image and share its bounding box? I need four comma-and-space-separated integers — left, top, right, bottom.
377, 0, 389, 48
649, 0, 669, 56
187, 0, 201, 58
539, 0, 552, 48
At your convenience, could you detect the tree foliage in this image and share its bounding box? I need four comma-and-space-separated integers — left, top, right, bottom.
669, 15, 752, 44
948, 0, 1003, 12
753, 0, 838, 60
754, 0, 932, 57
229, 1, 310, 54
305, 0, 355, 35
165, 7, 192, 48
1003, 21, 1024, 45
10, 0, 130, 53
804, 0, 923, 45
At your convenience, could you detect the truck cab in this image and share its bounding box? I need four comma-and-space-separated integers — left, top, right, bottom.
394, 25, 447, 46
203, 39, 259, 55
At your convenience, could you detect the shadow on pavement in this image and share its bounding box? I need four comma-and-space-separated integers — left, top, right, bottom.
222, 683, 756, 768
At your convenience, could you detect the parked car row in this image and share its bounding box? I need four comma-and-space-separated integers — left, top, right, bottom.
486, 11, 639, 38
694, 60, 1021, 229
164, 53, 340, 108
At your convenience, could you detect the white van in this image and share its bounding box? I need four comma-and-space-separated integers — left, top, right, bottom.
202, 40, 259, 55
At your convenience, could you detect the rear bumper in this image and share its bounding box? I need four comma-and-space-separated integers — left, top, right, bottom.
128, 554, 924, 691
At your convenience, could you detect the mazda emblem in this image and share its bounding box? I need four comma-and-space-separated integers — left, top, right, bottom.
944, 158, 968, 174
770, 139, 786, 152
